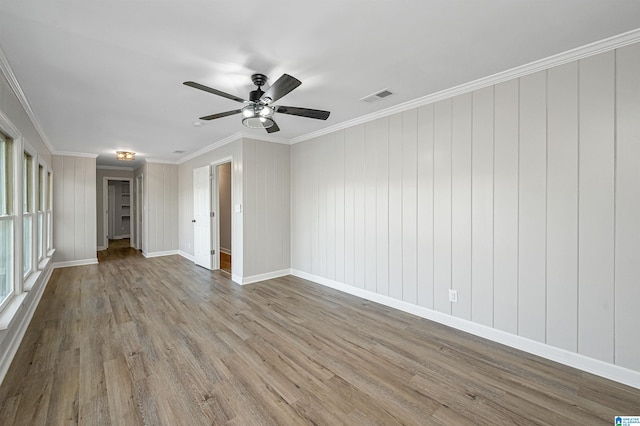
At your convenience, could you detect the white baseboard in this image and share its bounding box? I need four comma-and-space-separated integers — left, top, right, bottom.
0, 264, 53, 385
53, 258, 98, 268
178, 250, 195, 262
96, 245, 106, 251
220, 247, 232, 255
241, 269, 291, 285
232, 274, 242, 285
142, 250, 179, 258
290, 269, 640, 390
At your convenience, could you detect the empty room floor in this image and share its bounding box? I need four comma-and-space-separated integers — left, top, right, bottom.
0, 254, 638, 425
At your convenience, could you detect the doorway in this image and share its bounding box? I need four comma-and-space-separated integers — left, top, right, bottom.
102, 177, 133, 251
217, 162, 232, 273
192, 159, 232, 273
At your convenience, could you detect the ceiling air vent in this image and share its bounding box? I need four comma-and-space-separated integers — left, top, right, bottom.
360, 89, 395, 103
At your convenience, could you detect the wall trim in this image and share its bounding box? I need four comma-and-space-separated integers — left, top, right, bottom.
290, 27, 640, 145
241, 269, 291, 286
220, 248, 232, 255
142, 249, 179, 258
144, 158, 179, 165
0, 265, 53, 385
96, 165, 135, 171
177, 131, 290, 165
232, 274, 242, 285
290, 269, 640, 390
178, 132, 244, 164
178, 250, 195, 262
53, 151, 99, 158
53, 258, 98, 268
97, 245, 106, 251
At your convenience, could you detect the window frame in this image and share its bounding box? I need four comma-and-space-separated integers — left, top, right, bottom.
46, 169, 53, 253
22, 143, 36, 280
37, 161, 45, 263
0, 111, 20, 313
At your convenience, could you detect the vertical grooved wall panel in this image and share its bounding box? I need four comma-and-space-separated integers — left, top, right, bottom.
364, 122, 378, 293
401, 109, 418, 304
615, 43, 640, 371
578, 52, 615, 363
53, 155, 96, 263
518, 71, 547, 342
471, 87, 494, 326
417, 105, 434, 309
433, 100, 452, 314
289, 42, 640, 374
492, 80, 519, 334
388, 114, 403, 300
451, 94, 472, 320
547, 62, 579, 351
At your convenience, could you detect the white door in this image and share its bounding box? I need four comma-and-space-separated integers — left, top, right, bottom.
193, 165, 214, 269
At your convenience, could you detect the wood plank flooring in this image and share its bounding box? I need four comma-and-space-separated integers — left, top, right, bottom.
0, 251, 638, 425
220, 252, 231, 274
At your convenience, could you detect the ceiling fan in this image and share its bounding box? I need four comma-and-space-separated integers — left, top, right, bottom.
183, 73, 330, 133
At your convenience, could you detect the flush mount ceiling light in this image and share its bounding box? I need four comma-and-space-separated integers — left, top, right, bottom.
116, 151, 135, 161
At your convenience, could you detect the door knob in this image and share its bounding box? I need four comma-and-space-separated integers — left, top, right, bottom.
192, 219, 196, 223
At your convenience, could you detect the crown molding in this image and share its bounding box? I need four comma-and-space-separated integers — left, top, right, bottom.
0, 45, 57, 155
96, 165, 135, 171
177, 132, 244, 164
53, 151, 99, 159
144, 158, 179, 165
291, 27, 640, 145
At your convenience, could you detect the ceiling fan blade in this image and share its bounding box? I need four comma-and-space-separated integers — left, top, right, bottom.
261, 74, 301, 103
275, 106, 330, 120
183, 81, 246, 104
266, 121, 280, 134
199, 109, 242, 120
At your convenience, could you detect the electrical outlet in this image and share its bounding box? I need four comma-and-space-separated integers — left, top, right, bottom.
448, 289, 458, 303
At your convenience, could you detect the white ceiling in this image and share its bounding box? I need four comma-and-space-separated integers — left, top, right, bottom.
1, 1, 639, 168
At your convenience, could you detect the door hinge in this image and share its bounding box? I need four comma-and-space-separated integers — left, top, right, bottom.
210, 212, 215, 218
211, 249, 215, 255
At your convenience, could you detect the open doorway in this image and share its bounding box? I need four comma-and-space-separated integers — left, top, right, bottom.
217, 162, 232, 273
102, 177, 133, 251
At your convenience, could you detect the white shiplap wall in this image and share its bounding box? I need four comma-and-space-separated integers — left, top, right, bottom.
291, 42, 640, 374
52, 155, 97, 264
143, 162, 179, 255
242, 138, 290, 279
178, 137, 290, 283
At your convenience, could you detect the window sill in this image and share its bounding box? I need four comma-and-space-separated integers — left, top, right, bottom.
23, 270, 41, 292
0, 293, 27, 330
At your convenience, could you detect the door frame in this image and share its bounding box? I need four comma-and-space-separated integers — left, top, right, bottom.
136, 173, 143, 251
211, 157, 232, 273
102, 177, 134, 250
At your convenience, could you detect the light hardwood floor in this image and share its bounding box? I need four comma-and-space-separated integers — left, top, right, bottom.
0, 251, 638, 425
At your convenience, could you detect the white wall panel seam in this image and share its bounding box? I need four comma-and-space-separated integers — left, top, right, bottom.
576, 60, 581, 354
491, 85, 496, 328
544, 70, 549, 344
516, 80, 521, 336
612, 49, 617, 361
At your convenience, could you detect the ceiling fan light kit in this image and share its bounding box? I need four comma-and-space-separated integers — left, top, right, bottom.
183, 73, 330, 133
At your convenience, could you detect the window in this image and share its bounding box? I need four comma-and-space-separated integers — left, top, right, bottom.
23, 151, 33, 278
0, 133, 14, 308
47, 171, 52, 252
37, 164, 44, 262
